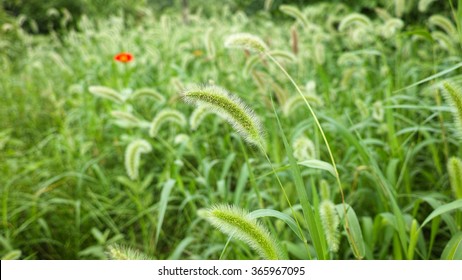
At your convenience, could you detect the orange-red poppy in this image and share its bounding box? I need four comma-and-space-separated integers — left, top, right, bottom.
114, 52, 134, 63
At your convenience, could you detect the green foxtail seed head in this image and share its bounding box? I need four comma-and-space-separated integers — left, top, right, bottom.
442, 82, 462, 140
89, 85, 124, 104
200, 204, 284, 260
447, 157, 462, 199
149, 109, 186, 138
181, 84, 265, 149
418, 0, 437, 12
354, 99, 369, 119
292, 135, 316, 161
313, 42, 325, 65
111, 111, 145, 128
372, 101, 384, 122
431, 31, 455, 51
338, 13, 371, 32
395, 0, 405, 17
381, 18, 404, 38
124, 139, 152, 180
107, 244, 152, 260
319, 200, 340, 253
429, 15, 457, 37
129, 88, 166, 103
189, 105, 213, 131
319, 179, 331, 201
283, 94, 323, 117
279, 5, 308, 28
224, 33, 269, 53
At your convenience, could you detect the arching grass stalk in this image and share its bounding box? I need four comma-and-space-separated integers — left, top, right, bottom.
224, 33, 345, 258
265, 50, 361, 258
181, 84, 311, 258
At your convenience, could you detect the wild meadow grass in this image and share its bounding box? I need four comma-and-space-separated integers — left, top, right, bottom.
1, 2, 462, 260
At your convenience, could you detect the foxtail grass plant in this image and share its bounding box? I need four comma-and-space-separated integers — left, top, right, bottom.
225, 32, 350, 259
447, 157, 462, 199
108, 244, 152, 260
319, 200, 340, 253
124, 139, 152, 180
200, 204, 284, 260
149, 109, 186, 138
181, 84, 265, 149
181, 83, 310, 257
442, 81, 462, 140
89, 85, 125, 104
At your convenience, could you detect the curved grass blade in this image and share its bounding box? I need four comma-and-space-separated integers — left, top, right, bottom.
420, 199, 462, 229
441, 232, 462, 260
249, 209, 303, 241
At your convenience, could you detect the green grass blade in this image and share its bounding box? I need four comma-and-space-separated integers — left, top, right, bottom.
298, 159, 336, 177
272, 100, 327, 259
441, 232, 462, 260
335, 204, 366, 259
420, 199, 462, 229
155, 179, 176, 248
249, 209, 303, 241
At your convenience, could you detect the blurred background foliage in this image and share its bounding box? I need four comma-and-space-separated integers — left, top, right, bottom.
1, 0, 454, 33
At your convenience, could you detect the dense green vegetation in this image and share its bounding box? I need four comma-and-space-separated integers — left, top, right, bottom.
1, 0, 462, 260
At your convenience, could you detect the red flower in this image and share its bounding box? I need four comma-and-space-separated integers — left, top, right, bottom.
114, 52, 134, 63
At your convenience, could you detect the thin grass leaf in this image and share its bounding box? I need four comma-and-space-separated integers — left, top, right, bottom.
441, 232, 462, 260
155, 179, 175, 248
249, 209, 303, 241
335, 204, 366, 259
298, 159, 336, 177
168, 237, 195, 260
1, 250, 21, 260
420, 199, 462, 229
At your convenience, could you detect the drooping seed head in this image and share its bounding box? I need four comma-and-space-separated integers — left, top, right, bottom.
181, 84, 265, 149
124, 139, 152, 180
149, 109, 186, 138
292, 135, 316, 161
89, 85, 124, 104
372, 101, 384, 122
201, 204, 284, 260
129, 88, 166, 103
338, 13, 372, 32
111, 110, 145, 128
224, 33, 269, 53
189, 105, 213, 131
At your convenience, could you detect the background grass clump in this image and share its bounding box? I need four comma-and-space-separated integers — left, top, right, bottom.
1, 0, 462, 260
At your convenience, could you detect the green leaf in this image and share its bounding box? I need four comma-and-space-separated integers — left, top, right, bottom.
249, 209, 303, 241
420, 199, 462, 229
156, 179, 175, 247
441, 232, 462, 260
168, 237, 195, 260
298, 159, 336, 177
336, 204, 366, 259
1, 250, 21, 260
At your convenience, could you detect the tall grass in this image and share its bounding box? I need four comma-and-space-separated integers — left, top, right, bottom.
1, 1, 461, 260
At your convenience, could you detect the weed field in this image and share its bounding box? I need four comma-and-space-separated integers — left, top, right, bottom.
1, 0, 462, 260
